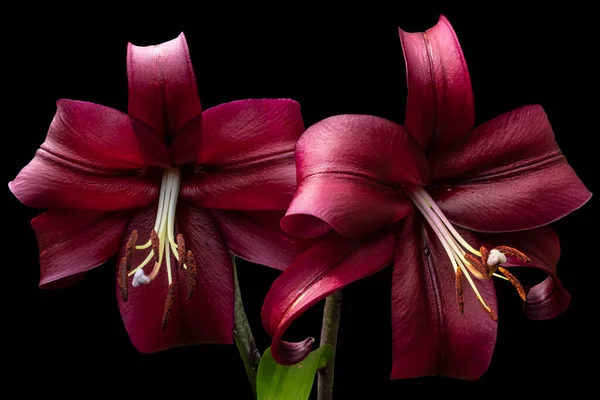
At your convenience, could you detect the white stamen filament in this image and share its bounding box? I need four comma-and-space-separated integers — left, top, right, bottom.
418, 190, 482, 257
493, 273, 509, 281
406, 186, 495, 314
128, 169, 183, 285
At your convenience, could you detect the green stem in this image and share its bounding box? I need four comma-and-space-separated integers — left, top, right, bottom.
233, 256, 261, 398
317, 290, 342, 400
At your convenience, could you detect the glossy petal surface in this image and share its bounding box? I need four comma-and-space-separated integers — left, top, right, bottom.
127, 33, 202, 139
400, 15, 474, 151
211, 210, 309, 270
32, 208, 129, 288
281, 115, 429, 238
10, 100, 168, 210
430, 105, 592, 232
179, 99, 304, 208
391, 215, 497, 380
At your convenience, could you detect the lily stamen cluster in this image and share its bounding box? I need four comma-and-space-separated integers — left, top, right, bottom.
117, 168, 197, 329
406, 185, 529, 320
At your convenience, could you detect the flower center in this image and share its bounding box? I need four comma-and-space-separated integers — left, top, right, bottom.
117, 168, 197, 329
404, 185, 530, 320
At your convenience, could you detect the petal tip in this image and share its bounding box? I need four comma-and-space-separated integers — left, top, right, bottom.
437, 14, 450, 26
271, 336, 315, 366
7, 179, 26, 206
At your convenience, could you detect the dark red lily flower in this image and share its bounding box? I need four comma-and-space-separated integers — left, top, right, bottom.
261, 16, 591, 379
10, 33, 305, 353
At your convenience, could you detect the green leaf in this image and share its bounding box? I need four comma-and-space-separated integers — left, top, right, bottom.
257, 345, 334, 400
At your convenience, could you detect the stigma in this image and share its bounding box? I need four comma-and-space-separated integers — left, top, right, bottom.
117, 168, 197, 329
405, 185, 531, 321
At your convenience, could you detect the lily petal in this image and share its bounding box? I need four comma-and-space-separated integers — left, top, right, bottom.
178, 99, 304, 207
127, 33, 202, 140
32, 208, 129, 289
9, 100, 168, 210
281, 114, 429, 238
118, 202, 233, 353
392, 215, 497, 380
210, 210, 309, 270
430, 105, 592, 232
400, 15, 474, 151
262, 230, 395, 365
477, 226, 569, 320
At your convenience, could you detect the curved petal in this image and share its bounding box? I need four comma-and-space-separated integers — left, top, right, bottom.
262, 230, 395, 365
400, 15, 474, 151
477, 226, 569, 320
118, 202, 233, 353
210, 210, 310, 270
19, 100, 170, 168
280, 114, 429, 238
9, 100, 168, 210
430, 105, 592, 232
32, 208, 130, 289
127, 33, 202, 140
282, 174, 413, 239
10, 156, 162, 210
392, 215, 497, 380
178, 99, 305, 206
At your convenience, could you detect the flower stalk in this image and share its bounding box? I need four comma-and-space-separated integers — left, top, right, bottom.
318, 290, 342, 400
233, 256, 261, 398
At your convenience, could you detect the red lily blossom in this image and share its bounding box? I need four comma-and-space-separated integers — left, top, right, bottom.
10, 33, 305, 353
261, 16, 591, 379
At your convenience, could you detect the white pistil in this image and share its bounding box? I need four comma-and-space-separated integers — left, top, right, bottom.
132, 269, 150, 287
487, 249, 507, 266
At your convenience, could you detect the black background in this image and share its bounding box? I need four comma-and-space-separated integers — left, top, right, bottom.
7, 4, 595, 398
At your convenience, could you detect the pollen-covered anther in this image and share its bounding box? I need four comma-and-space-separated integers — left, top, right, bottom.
150, 229, 160, 264
481, 303, 498, 322
177, 234, 186, 269
455, 267, 464, 314
498, 267, 527, 301
464, 253, 492, 278
494, 246, 532, 263
118, 257, 128, 302
479, 246, 490, 266
186, 250, 197, 300
125, 230, 138, 271
161, 283, 175, 330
